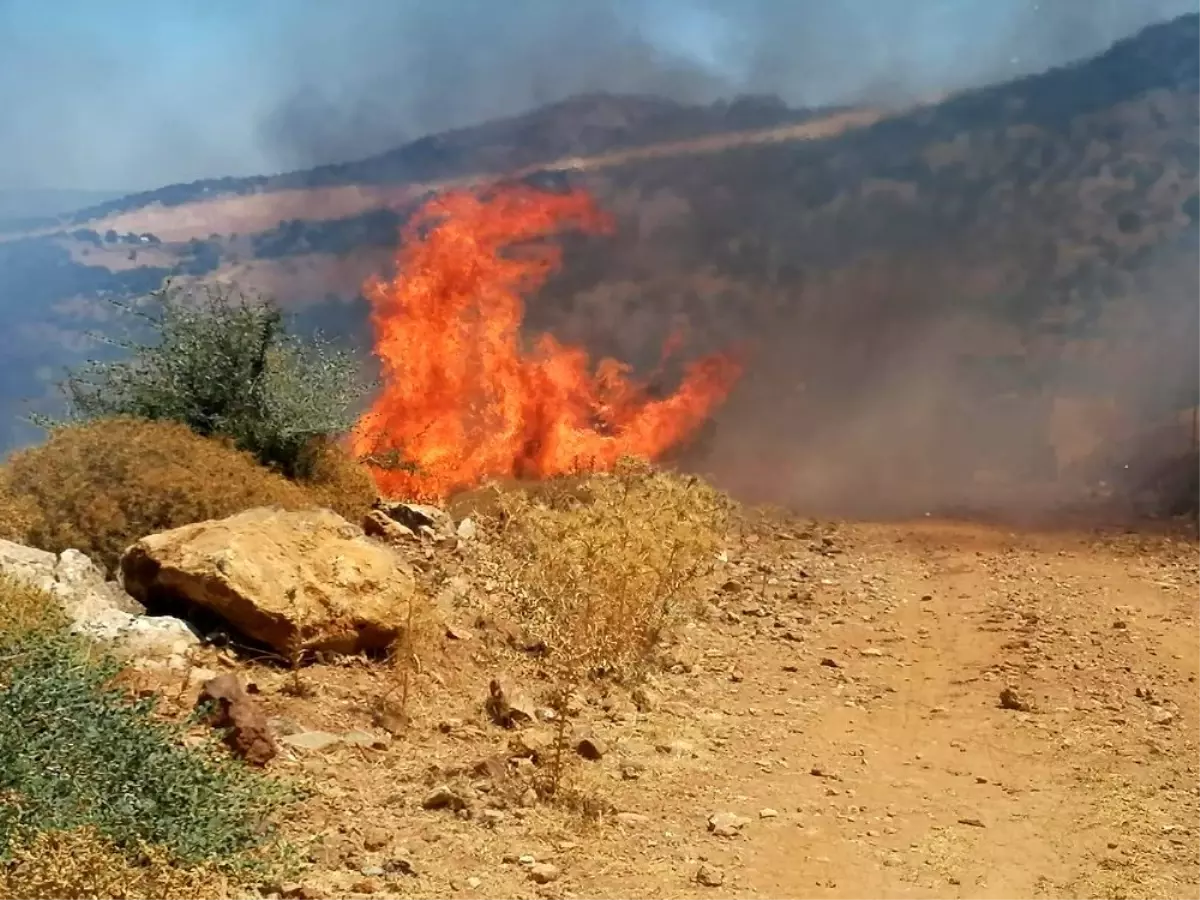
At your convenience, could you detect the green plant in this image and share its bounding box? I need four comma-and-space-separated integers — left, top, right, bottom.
54, 281, 371, 479
0, 629, 293, 869
0, 417, 316, 574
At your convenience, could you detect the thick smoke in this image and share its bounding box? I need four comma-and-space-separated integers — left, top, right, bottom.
257, 0, 1196, 172
0, 0, 1192, 188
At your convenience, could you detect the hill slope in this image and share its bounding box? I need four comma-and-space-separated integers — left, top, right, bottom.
1, 14, 1196, 517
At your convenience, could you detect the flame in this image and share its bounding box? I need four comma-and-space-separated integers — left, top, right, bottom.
352, 184, 743, 500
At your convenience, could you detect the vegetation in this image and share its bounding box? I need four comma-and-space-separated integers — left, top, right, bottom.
0, 577, 291, 898
0, 418, 317, 573
56, 282, 371, 480
493, 458, 731, 682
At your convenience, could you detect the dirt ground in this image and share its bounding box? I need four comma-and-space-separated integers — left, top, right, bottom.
150, 512, 1199, 900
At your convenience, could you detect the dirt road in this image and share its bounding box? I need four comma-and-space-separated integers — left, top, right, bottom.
177, 516, 1198, 899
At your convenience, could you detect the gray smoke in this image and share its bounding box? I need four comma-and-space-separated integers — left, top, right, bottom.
1, 0, 1190, 190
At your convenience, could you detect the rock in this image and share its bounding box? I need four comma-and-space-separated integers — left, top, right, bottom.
362, 509, 417, 543
343, 730, 390, 749
466, 876, 482, 889
456, 518, 478, 541
860, 647, 884, 657
998, 686, 1032, 712
575, 733, 607, 760
422, 785, 467, 811
655, 739, 696, 757
708, 811, 750, 837
196, 673, 277, 766
631, 686, 659, 712
508, 729, 554, 762
1151, 706, 1176, 726
485, 678, 537, 728
696, 864, 725, 887
361, 827, 390, 852
528, 863, 560, 884
759, 807, 779, 818
0, 539, 197, 659
615, 812, 649, 826
120, 507, 422, 656
620, 760, 646, 780
350, 877, 382, 894
385, 857, 418, 877
281, 731, 343, 752
374, 499, 454, 538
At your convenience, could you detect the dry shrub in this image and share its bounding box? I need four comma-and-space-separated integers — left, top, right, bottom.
0, 827, 233, 900
0, 417, 315, 573
0, 469, 39, 545
0, 574, 69, 648
302, 439, 379, 522
493, 458, 731, 681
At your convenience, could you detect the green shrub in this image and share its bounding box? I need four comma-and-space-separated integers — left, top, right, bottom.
0, 631, 292, 869
0, 417, 316, 573
56, 282, 370, 479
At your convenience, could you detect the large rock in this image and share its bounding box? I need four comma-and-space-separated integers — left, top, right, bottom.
0, 539, 199, 657
120, 507, 421, 656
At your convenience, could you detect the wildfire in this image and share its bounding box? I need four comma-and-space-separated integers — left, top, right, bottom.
352, 184, 743, 500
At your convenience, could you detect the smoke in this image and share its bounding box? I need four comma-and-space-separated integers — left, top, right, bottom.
4, 0, 1189, 190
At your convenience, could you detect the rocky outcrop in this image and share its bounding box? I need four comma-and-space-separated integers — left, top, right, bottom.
0, 539, 199, 657
120, 506, 422, 656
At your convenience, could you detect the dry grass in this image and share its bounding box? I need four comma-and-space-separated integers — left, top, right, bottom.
0, 417, 317, 574
0, 827, 235, 900
301, 438, 379, 523
0, 573, 69, 648
491, 459, 730, 682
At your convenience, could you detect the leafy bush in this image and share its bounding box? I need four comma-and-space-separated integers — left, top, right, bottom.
491, 459, 731, 682
0, 827, 232, 900
57, 282, 371, 479
0, 417, 316, 573
0, 634, 290, 865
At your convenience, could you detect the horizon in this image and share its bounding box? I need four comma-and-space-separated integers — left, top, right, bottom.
0, 0, 1193, 194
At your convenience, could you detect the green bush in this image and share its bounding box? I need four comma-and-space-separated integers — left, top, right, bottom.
0, 629, 292, 870
56, 282, 370, 479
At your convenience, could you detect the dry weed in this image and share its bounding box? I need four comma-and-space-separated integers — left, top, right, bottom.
0, 574, 68, 647
488, 459, 731, 792
300, 438, 380, 523
0, 417, 316, 573
0, 827, 235, 900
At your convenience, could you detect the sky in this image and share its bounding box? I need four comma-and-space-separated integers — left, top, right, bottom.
0, 0, 1193, 191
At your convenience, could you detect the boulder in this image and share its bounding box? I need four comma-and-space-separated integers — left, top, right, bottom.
120, 507, 422, 656
0, 539, 198, 658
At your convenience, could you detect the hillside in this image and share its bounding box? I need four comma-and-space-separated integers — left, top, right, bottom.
0, 14, 1196, 518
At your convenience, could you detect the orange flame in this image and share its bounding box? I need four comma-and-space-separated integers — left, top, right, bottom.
352, 184, 743, 500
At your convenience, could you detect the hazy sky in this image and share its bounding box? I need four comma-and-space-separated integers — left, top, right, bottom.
0, 0, 1193, 190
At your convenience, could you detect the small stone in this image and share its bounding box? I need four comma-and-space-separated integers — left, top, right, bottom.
656, 739, 696, 757
385, 857, 418, 876
576, 733, 608, 760
343, 730, 389, 749
696, 863, 725, 887
620, 760, 646, 780
615, 812, 650, 826
631, 686, 659, 712
422, 785, 466, 811
457, 518, 478, 540
518, 854, 536, 866
998, 687, 1031, 712
467, 876, 482, 889
759, 807, 779, 818
820, 657, 840, 668
480, 809, 506, 826
1151, 707, 1175, 726
519, 787, 539, 808
708, 811, 750, 837
361, 827, 389, 852
350, 877, 382, 894
528, 863, 560, 884
281, 730, 342, 752
957, 817, 986, 828
359, 865, 386, 877
860, 647, 884, 657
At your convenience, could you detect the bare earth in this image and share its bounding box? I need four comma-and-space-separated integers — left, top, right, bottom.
143, 515, 1199, 899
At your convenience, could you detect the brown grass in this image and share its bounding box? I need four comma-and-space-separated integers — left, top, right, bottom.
0, 573, 69, 646
490, 458, 731, 681
0, 417, 317, 573
0, 827, 235, 900
302, 439, 379, 523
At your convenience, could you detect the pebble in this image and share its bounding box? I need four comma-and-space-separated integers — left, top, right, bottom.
467, 876, 482, 889
281, 731, 342, 752
528, 863, 561, 884
708, 811, 751, 837
1151, 707, 1176, 726
759, 808, 779, 818
422, 785, 466, 811
615, 812, 650, 826
696, 863, 725, 887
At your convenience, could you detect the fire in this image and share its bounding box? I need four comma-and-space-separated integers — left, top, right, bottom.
352, 184, 743, 500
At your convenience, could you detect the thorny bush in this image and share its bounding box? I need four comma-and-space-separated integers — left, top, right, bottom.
492, 458, 732, 684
